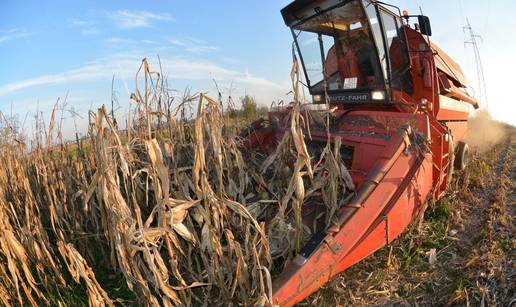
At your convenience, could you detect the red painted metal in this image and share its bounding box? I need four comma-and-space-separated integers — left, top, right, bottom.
240, 1, 478, 305
268, 113, 434, 306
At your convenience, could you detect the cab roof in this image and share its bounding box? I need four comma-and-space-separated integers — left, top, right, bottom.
281, 0, 355, 27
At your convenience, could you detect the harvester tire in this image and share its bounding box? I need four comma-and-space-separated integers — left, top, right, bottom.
454, 142, 469, 171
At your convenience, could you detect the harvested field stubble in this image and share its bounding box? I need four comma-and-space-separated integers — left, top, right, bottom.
0, 59, 354, 306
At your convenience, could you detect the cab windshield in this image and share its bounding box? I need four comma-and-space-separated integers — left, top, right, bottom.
292, 0, 389, 95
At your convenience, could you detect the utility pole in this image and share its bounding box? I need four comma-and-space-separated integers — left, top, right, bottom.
464, 18, 488, 109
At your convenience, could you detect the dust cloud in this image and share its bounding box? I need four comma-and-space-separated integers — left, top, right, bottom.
466, 109, 506, 153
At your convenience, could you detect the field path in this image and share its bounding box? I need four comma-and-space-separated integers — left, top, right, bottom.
455, 133, 514, 306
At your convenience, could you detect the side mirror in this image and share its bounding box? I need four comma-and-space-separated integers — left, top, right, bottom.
418, 15, 432, 36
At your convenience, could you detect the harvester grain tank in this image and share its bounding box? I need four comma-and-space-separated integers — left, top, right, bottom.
243, 0, 478, 305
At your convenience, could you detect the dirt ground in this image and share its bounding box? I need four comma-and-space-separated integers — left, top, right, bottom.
301, 127, 515, 307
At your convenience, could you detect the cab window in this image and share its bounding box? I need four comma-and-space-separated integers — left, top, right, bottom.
379, 10, 411, 91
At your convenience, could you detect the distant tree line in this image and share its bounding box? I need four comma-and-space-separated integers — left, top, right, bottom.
227, 95, 269, 120
0, 113, 25, 150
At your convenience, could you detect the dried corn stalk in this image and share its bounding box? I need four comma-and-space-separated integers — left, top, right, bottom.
0, 58, 354, 306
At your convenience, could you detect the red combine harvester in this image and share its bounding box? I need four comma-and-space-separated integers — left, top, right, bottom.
243, 0, 479, 305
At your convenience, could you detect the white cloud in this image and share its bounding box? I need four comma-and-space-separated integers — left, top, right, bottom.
68, 18, 91, 27
104, 37, 136, 47
0, 63, 123, 97
103, 37, 159, 49
168, 38, 188, 47
186, 46, 219, 54
108, 10, 174, 29
81, 28, 101, 35
0, 28, 30, 44
167, 37, 219, 54
0, 51, 289, 141
0, 54, 287, 99
67, 18, 101, 35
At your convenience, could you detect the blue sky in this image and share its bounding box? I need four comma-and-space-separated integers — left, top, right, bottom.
1, 0, 514, 139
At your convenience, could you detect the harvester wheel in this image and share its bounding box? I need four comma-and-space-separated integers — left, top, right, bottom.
454, 142, 469, 171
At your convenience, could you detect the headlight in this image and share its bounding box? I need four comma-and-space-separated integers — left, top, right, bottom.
371, 91, 386, 100
312, 95, 322, 103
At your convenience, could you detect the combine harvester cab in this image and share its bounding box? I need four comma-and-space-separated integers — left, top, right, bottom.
243, 0, 479, 305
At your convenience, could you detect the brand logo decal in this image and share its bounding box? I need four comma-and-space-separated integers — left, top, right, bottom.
330, 93, 369, 103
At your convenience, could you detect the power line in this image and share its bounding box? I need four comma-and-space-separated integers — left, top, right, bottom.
464, 18, 488, 109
